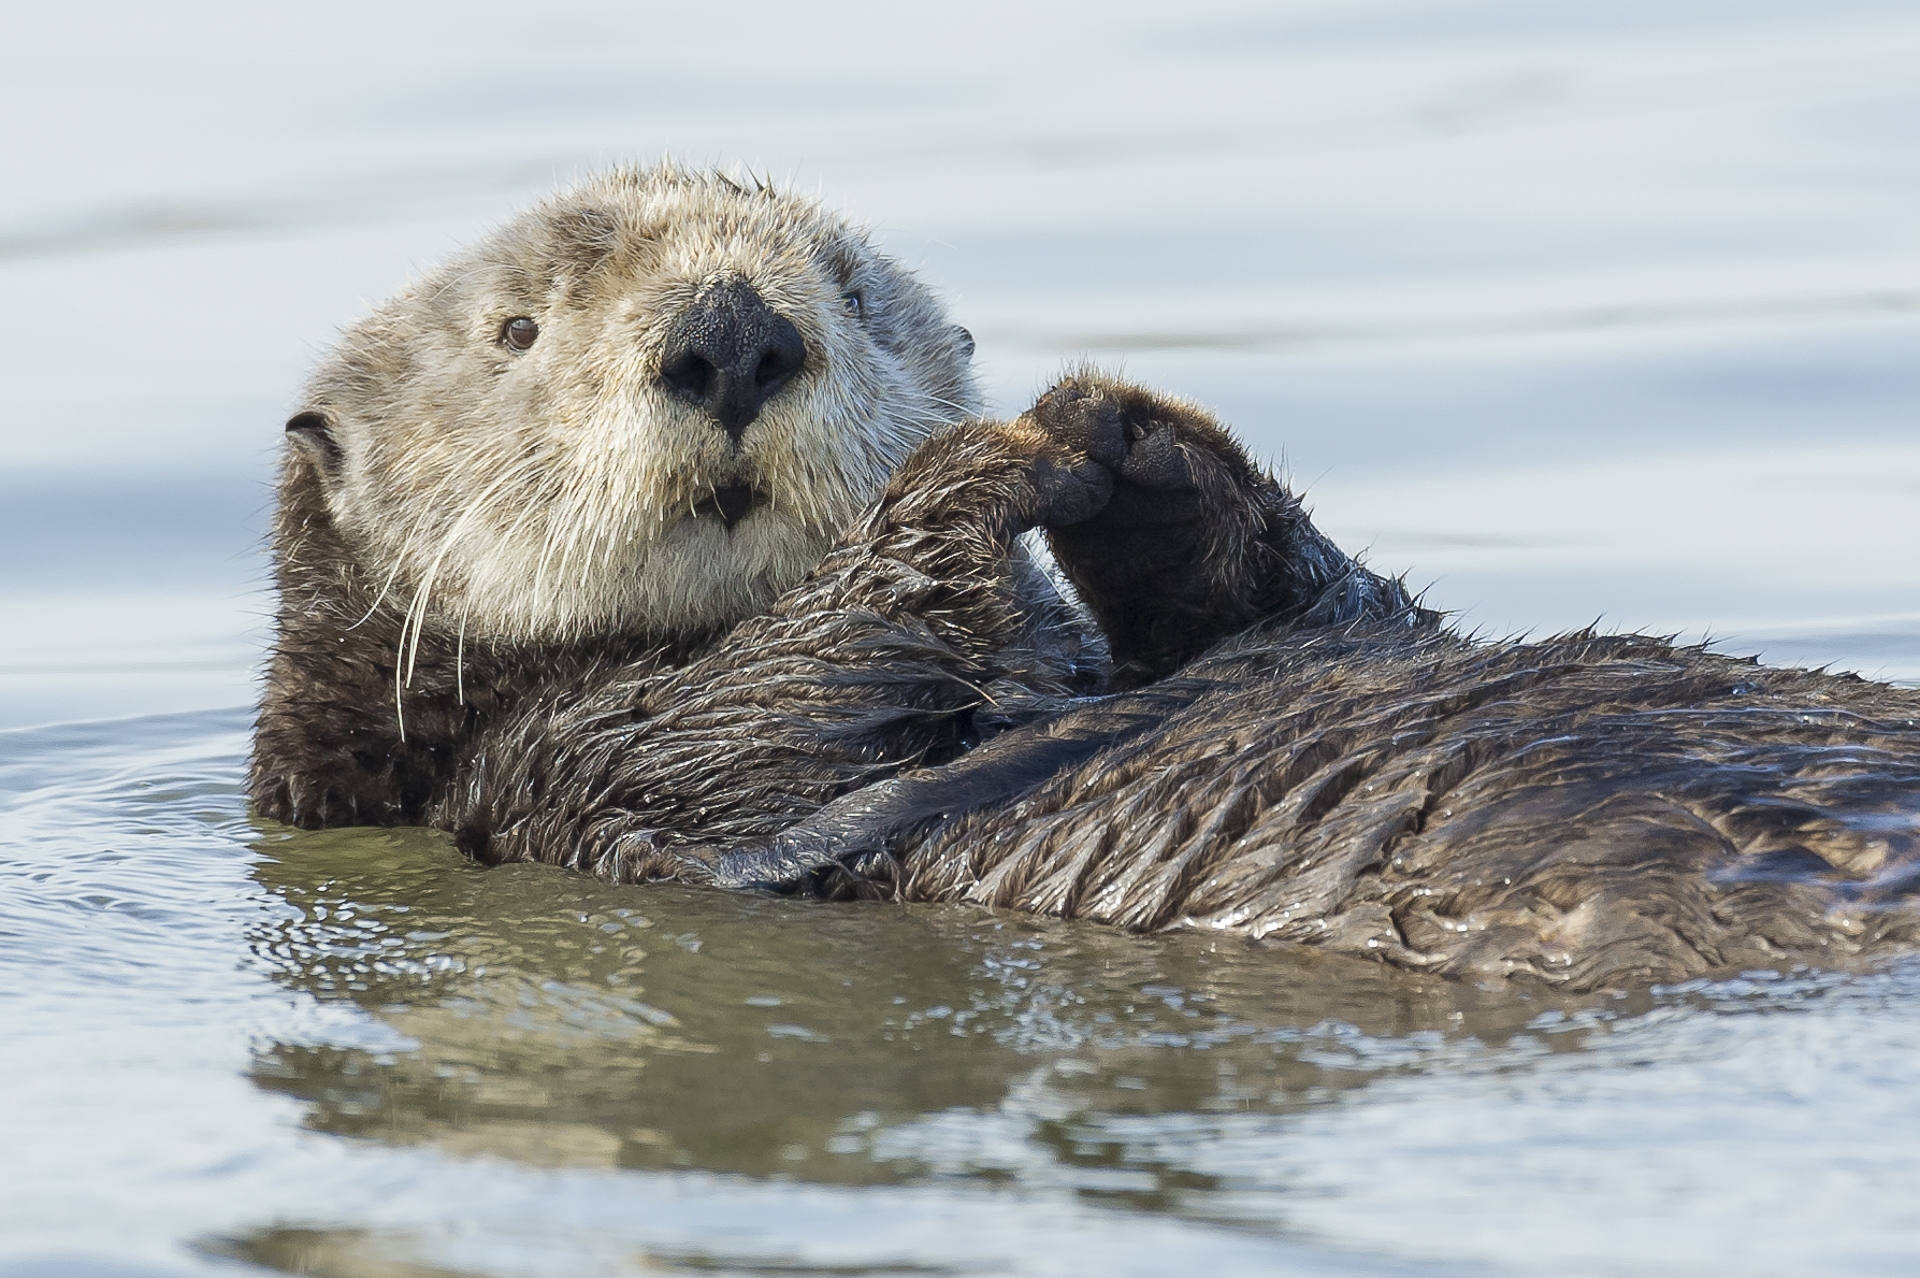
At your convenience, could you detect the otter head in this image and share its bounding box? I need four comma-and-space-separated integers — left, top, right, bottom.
284, 163, 979, 646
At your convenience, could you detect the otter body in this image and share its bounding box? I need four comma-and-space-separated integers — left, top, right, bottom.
826, 624, 1920, 990
648, 383, 1920, 991
255, 168, 1920, 990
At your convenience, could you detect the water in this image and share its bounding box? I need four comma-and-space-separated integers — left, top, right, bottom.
4, 2, 1920, 1274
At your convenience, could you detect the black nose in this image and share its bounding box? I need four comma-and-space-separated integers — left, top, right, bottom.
657, 278, 807, 442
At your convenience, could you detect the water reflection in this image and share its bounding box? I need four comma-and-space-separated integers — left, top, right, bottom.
244, 825, 1624, 1204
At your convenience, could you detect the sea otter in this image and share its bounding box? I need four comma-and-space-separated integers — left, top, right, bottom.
255, 165, 1920, 990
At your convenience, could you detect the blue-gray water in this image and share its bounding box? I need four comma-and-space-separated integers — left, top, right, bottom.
4, 3, 1920, 1274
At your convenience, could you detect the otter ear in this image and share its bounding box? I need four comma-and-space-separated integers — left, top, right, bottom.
285, 409, 343, 475
952, 326, 975, 361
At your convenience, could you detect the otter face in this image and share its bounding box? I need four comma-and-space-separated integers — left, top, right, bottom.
285, 164, 979, 646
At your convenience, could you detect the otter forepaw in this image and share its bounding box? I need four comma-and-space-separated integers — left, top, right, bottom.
987, 402, 1116, 530
1024, 383, 1129, 470
1027, 446, 1115, 528
1027, 376, 1204, 493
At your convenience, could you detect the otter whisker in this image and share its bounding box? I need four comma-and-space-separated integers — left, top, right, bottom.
398, 574, 433, 730
396, 450, 547, 721
351, 562, 405, 632
525, 466, 588, 636
918, 392, 978, 420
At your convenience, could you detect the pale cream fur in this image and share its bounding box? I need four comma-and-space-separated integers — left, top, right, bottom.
295, 162, 979, 651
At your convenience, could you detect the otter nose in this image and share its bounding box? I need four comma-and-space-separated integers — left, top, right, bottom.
657, 279, 808, 442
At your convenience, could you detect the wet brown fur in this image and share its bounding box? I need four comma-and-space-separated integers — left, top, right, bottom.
892, 623, 1920, 989
643, 379, 1920, 990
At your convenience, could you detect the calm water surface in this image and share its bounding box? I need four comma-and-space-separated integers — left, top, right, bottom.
4, 3, 1920, 1274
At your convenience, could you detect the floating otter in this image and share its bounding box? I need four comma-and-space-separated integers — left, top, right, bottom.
255, 166, 1920, 990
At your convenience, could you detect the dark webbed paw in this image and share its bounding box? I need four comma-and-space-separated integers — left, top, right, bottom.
1008, 401, 1120, 530
1026, 378, 1203, 496
1026, 447, 1114, 529
874, 401, 1121, 541
1024, 372, 1289, 685
1027, 374, 1249, 550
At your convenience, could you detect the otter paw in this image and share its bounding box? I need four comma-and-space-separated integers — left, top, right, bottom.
1027, 446, 1114, 528
1024, 383, 1128, 469
1028, 378, 1199, 493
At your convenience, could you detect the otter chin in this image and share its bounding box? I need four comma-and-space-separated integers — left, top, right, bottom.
630, 483, 824, 636
693, 483, 770, 528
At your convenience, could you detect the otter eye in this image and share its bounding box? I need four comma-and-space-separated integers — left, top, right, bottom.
841, 291, 863, 316
501, 316, 539, 351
